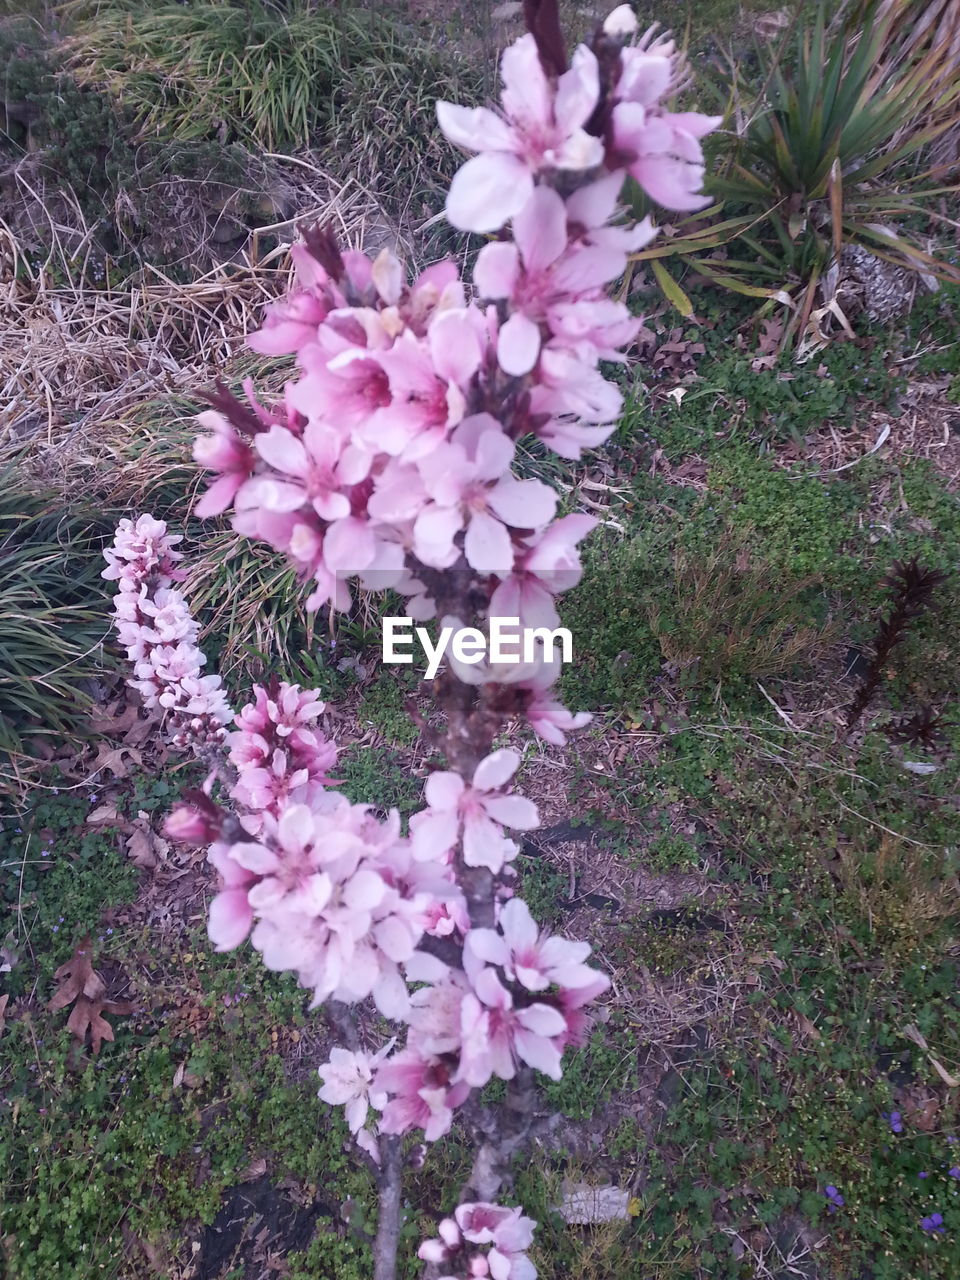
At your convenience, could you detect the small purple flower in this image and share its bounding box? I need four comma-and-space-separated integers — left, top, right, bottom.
949, 1167, 960, 1180
52, 926, 58, 933
107, 928, 113, 935
919, 1171, 930, 1179
885, 1110, 904, 1134
920, 1213, 945, 1234
824, 1185, 845, 1212
89, 793, 98, 802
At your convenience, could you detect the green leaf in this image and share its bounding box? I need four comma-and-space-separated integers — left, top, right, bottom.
650, 260, 695, 317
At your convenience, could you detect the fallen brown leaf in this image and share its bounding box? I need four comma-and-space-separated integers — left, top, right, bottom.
125, 811, 169, 870
0, 993, 9, 1036
88, 743, 142, 780
87, 802, 123, 827
929, 1057, 960, 1089
48, 937, 134, 1055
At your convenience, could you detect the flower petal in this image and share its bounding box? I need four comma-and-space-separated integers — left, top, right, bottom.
446, 154, 534, 233
497, 312, 542, 377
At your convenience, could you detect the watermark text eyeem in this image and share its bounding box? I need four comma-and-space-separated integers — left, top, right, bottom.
382, 616, 573, 680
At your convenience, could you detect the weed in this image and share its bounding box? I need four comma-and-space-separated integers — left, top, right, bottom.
648, 528, 836, 685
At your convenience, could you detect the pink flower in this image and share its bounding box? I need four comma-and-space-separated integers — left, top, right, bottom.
102, 515, 183, 589
457, 1202, 538, 1280
490, 514, 597, 629
164, 797, 223, 844
438, 36, 603, 232
228, 682, 337, 816
475, 186, 629, 376
317, 1044, 390, 1134
376, 1050, 470, 1141
248, 419, 368, 520
466, 899, 599, 993
406, 973, 471, 1056
410, 749, 538, 872
247, 288, 330, 357
555, 971, 611, 1050
610, 42, 722, 212
413, 416, 556, 572
356, 312, 484, 460
457, 967, 566, 1085
193, 411, 257, 518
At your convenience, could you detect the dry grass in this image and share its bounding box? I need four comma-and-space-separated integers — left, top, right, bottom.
835, 831, 960, 959
1, 155, 402, 456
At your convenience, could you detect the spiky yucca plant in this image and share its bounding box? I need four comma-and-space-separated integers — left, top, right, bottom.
630, 3, 960, 324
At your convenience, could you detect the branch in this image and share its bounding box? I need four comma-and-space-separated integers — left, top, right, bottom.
373, 1135, 405, 1280
459, 1066, 544, 1204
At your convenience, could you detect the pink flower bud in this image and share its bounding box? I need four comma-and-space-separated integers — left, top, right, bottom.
417, 1239, 450, 1264
438, 1217, 462, 1248
165, 799, 221, 844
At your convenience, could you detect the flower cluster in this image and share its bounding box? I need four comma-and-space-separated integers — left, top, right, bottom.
103, 7, 723, 1274
315, 894, 608, 1155
418, 1203, 537, 1280
228, 681, 338, 831
102, 516, 232, 749
188, 4, 719, 735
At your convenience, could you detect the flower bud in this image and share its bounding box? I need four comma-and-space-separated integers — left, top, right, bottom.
165, 793, 223, 844
418, 1239, 451, 1263
438, 1217, 462, 1248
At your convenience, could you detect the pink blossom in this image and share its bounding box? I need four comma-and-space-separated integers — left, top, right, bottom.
193, 411, 257, 518
410, 749, 538, 873
101, 514, 184, 590
317, 1044, 390, 1135
475, 186, 629, 376
228, 682, 337, 818
413, 416, 556, 572
555, 971, 611, 1050
376, 1050, 470, 1141
458, 966, 567, 1085
466, 899, 599, 993
164, 796, 224, 845
610, 42, 722, 212
247, 288, 330, 357
438, 36, 603, 232
490, 513, 597, 629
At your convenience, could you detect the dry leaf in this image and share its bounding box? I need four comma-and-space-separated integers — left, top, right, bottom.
910, 1096, 940, 1131
0, 993, 9, 1035
125, 811, 169, 870
795, 1012, 821, 1043
89, 743, 142, 780
929, 1057, 960, 1088
239, 1157, 268, 1183
901, 1023, 929, 1051
48, 937, 134, 1055
87, 803, 121, 827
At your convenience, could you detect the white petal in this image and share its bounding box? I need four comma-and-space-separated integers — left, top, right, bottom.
472, 748, 519, 791
497, 312, 541, 377
446, 154, 534, 234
